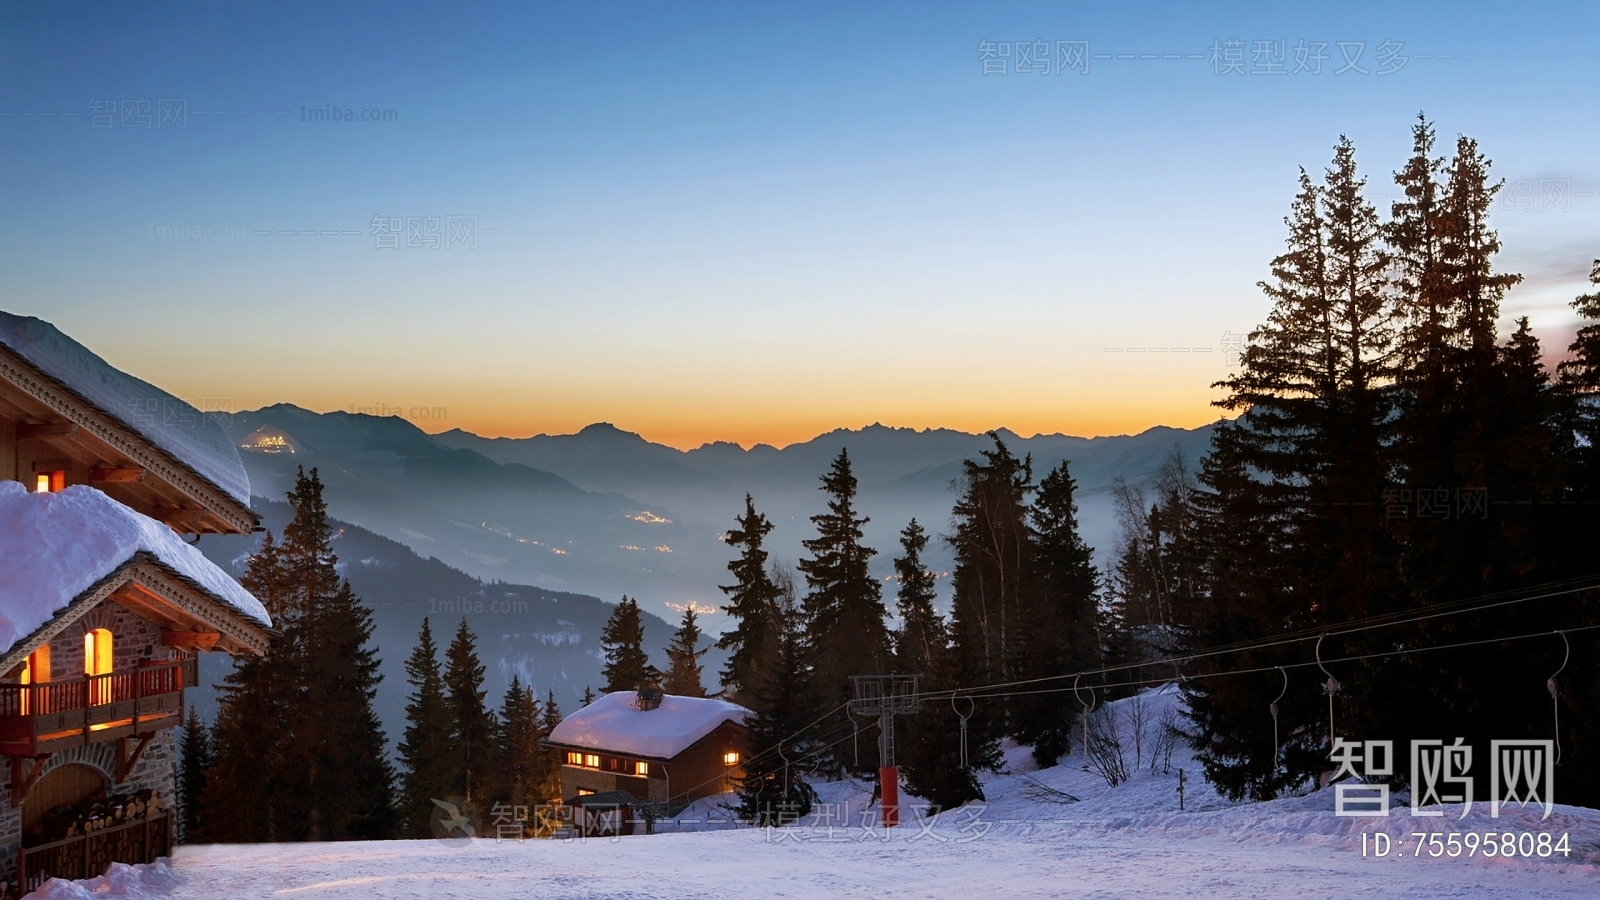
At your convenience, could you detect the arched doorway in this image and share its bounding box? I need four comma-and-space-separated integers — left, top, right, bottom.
22, 763, 107, 838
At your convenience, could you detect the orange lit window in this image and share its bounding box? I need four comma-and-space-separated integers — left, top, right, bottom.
577, 788, 595, 796
722, 751, 740, 766
584, 754, 600, 768
34, 472, 64, 493
19, 645, 50, 715
85, 629, 112, 704
634, 761, 649, 777
566, 751, 582, 766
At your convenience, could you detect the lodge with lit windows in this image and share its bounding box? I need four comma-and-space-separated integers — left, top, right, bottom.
0, 312, 272, 896
545, 687, 749, 821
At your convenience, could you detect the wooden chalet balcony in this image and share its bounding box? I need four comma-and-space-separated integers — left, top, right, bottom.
0, 658, 195, 757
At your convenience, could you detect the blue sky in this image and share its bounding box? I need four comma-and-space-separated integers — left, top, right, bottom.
3, 1, 1597, 447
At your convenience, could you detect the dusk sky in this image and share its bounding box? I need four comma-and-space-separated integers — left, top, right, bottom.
3, 1, 1597, 449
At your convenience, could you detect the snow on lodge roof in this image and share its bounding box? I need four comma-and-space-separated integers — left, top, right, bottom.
0, 311, 252, 508
549, 691, 750, 761
0, 481, 271, 655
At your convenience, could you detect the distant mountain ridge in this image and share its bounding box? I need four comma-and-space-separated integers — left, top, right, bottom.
228, 406, 1217, 625
193, 499, 688, 749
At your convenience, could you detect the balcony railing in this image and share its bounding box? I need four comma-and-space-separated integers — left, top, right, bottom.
0, 659, 194, 757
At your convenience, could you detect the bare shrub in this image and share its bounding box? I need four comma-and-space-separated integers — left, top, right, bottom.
1124, 693, 1150, 771
1150, 706, 1181, 775
1085, 707, 1130, 787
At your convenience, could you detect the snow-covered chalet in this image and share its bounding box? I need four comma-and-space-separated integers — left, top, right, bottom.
0, 311, 272, 895
547, 689, 750, 815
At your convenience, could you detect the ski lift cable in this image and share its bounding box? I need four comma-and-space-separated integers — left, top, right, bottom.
910, 577, 1600, 702
677, 621, 1600, 813
1548, 630, 1570, 767
920, 620, 1600, 704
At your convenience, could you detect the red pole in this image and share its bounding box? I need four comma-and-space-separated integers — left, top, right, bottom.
879, 766, 899, 828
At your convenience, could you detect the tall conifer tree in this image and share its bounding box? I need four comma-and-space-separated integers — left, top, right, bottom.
600, 597, 657, 693
891, 519, 944, 675
717, 495, 781, 703
444, 618, 496, 803
736, 567, 818, 824
201, 469, 396, 841
494, 675, 543, 817
1014, 459, 1102, 765
798, 449, 891, 772
178, 707, 213, 842
664, 607, 709, 697
399, 618, 452, 837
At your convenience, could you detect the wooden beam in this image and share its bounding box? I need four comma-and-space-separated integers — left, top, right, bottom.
10, 754, 52, 807
161, 631, 221, 650
16, 422, 76, 440
90, 466, 144, 484
116, 735, 154, 783
149, 508, 211, 530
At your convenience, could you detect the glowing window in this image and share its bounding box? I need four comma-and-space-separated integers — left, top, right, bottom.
577, 788, 595, 796
85, 629, 113, 704
583, 754, 600, 768
34, 472, 64, 493
19, 646, 50, 715
21, 645, 50, 684
723, 751, 740, 766
634, 761, 649, 777
566, 751, 582, 766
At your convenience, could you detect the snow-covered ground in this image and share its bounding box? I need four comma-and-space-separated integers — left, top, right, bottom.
30, 686, 1599, 899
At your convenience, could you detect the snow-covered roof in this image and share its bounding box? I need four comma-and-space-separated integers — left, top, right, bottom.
0, 311, 251, 507
549, 691, 749, 760
0, 482, 271, 655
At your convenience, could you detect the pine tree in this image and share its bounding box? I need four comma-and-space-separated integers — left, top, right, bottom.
1014, 458, 1101, 765
736, 567, 818, 824
798, 449, 891, 773
717, 495, 781, 703
891, 519, 944, 675
663, 607, 709, 697
1554, 261, 1600, 807
600, 597, 657, 693
398, 618, 453, 838
899, 608, 998, 812
495, 676, 543, 817
1183, 140, 1398, 800
582, 686, 596, 707
197, 532, 289, 841
538, 691, 565, 803
538, 691, 565, 801
178, 706, 213, 842
201, 470, 396, 841
444, 618, 496, 804
946, 434, 1034, 729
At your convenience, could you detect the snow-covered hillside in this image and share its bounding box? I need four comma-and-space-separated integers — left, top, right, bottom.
30, 687, 1599, 899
